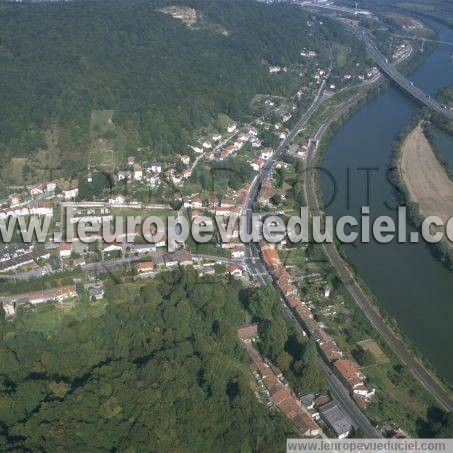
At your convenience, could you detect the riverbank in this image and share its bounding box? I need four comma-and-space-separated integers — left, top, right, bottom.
400, 125, 453, 234
305, 90, 453, 411
316, 13, 453, 388
390, 119, 453, 271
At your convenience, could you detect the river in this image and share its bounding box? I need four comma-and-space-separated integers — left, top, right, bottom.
321, 18, 453, 385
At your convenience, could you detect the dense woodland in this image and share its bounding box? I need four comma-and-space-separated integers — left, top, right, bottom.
0, 270, 306, 450
0, 0, 322, 163
0, 0, 364, 183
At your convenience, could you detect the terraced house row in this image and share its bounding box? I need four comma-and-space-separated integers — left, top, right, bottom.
260, 241, 375, 407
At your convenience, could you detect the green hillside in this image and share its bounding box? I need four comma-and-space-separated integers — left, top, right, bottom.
0, 0, 362, 187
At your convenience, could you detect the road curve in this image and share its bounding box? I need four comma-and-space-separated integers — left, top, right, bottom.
305, 96, 453, 412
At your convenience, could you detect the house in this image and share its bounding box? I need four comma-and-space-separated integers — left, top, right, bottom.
145, 171, 158, 188
118, 171, 131, 181
227, 264, 243, 278
9, 193, 21, 206
231, 244, 245, 258
59, 242, 72, 258
5, 284, 78, 306
202, 140, 213, 149
164, 253, 178, 267
102, 242, 122, 253
220, 198, 235, 208
28, 183, 44, 197
282, 112, 292, 123
279, 282, 297, 297
0, 254, 35, 273
318, 340, 343, 363
261, 247, 280, 268
333, 359, 365, 391
233, 140, 243, 151
153, 254, 165, 268
190, 196, 203, 209
181, 168, 192, 179
46, 181, 57, 192
208, 197, 218, 207
250, 158, 265, 172
3, 303, 16, 318
237, 323, 258, 341
353, 384, 375, 398
180, 155, 190, 165
137, 261, 154, 273
175, 249, 192, 266
300, 393, 317, 411
29, 203, 53, 217
292, 412, 321, 437
127, 156, 135, 165
88, 285, 104, 300
191, 146, 203, 154
150, 163, 162, 174
227, 123, 237, 133
109, 195, 125, 205
319, 401, 353, 439
133, 164, 143, 180
170, 173, 182, 185
198, 266, 215, 277
62, 187, 79, 199
287, 144, 300, 156
260, 148, 274, 160
72, 256, 85, 268
238, 133, 250, 142
212, 134, 222, 141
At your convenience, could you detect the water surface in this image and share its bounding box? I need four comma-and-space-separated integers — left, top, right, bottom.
321, 18, 453, 384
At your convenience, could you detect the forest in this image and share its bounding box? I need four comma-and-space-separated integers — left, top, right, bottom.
0, 269, 306, 450
0, 0, 326, 163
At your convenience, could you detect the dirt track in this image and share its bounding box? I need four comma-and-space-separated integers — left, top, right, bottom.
400, 125, 453, 236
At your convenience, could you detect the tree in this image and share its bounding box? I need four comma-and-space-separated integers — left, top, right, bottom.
260, 317, 288, 360
300, 339, 324, 393
248, 285, 279, 321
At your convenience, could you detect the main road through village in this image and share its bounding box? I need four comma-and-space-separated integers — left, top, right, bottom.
243, 75, 384, 436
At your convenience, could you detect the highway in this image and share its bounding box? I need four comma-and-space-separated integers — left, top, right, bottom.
304, 95, 453, 412
351, 27, 453, 121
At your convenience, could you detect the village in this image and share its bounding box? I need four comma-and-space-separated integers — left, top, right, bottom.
0, 38, 414, 440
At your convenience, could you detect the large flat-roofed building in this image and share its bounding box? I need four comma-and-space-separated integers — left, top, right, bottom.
319, 401, 353, 439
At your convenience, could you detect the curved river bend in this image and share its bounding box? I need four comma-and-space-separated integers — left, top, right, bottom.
321, 18, 453, 385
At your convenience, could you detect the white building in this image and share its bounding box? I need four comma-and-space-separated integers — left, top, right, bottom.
227, 123, 237, 133
133, 164, 143, 181
109, 195, 125, 205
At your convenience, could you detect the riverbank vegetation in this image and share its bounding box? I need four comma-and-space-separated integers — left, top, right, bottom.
287, 76, 453, 434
